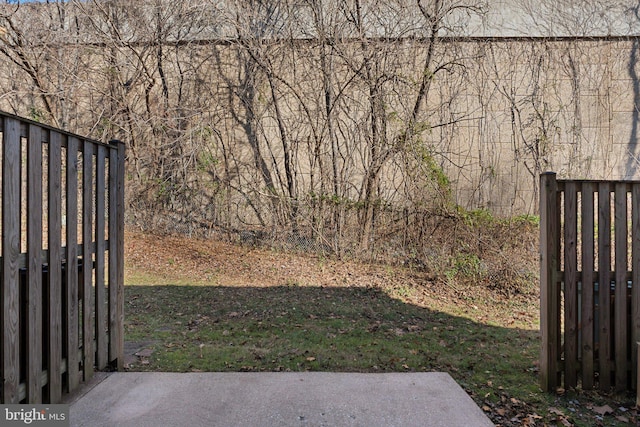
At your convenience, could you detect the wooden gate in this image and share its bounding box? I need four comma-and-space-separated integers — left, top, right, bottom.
540, 172, 640, 392
0, 111, 125, 404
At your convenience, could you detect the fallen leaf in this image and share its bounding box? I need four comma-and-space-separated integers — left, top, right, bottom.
593, 405, 614, 416
135, 348, 154, 358
559, 416, 573, 427
482, 405, 491, 412
549, 407, 564, 416
616, 415, 629, 423
306, 357, 316, 362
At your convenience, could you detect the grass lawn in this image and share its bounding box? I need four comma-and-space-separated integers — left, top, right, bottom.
123, 231, 637, 426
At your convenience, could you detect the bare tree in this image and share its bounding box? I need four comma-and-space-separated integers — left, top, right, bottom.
0, 0, 83, 128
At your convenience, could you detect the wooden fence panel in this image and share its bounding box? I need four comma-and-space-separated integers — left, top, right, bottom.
0, 111, 124, 404
540, 173, 640, 393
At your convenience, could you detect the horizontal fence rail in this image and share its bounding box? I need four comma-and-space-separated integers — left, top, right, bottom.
0, 111, 125, 404
540, 172, 640, 393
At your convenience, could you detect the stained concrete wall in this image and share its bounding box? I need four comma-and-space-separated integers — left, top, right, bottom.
1, 37, 639, 221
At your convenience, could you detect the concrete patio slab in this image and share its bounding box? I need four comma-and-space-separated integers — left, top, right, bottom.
69, 372, 492, 427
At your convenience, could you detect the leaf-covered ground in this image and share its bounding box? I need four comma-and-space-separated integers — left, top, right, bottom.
123, 231, 637, 426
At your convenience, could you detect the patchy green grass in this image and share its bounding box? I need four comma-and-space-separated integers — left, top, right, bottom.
126, 284, 534, 376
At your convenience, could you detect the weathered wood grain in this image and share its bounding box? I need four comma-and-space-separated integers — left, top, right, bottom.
540, 173, 560, 391
614, 183, 628, 390
47, 130, 63, 403
632, 184, 640, 390
27, 124, 43, 403
82, 141, 94, 382
65, 136, 80, 392
2, 118, 21, 403
598, 182, 612, 390
581, 182, 595, 390
95, 145, 107, 370
564, 181, 578, 389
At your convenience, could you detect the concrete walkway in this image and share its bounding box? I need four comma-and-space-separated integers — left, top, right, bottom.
68, 372, 493, 427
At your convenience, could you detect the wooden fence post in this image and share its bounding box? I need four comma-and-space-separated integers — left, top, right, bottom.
2, 118, 21, 403
110, 140, 125, 370
540, 172, 560, 391
637, 342, 640, 407
632, 184, 640, 391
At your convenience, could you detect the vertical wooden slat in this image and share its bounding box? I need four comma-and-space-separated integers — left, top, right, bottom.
82, 141, 94, 381
555, 187, 562, 387
540, 172, 560, 391
26, 124, 43, 403
113, 140, 125, 370
637, 342, 640, 407
47, 131, 62, 403
95, 146, 107, 370
614, 183, 628, 390
65, 136, 79, 392
564, 181, 579, 389
108, 145, 118, 365
581, 182, 595, 390
2, 118, 21, 403
632, 183, 640, 390
598, 182, 612, 390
